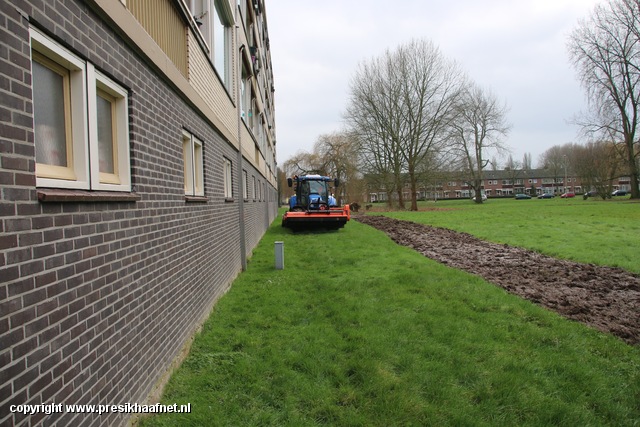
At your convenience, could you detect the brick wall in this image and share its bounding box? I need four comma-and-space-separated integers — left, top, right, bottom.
0, 1, 276, 425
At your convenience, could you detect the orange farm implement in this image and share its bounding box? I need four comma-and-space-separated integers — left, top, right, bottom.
282, 175, 350, 230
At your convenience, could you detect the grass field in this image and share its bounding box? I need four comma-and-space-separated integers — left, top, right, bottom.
140, 202, 640, 427
380, 197, 640, 274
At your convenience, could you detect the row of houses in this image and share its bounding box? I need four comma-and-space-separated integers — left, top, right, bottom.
368, 169, 633, 202
1, 0, 278, 425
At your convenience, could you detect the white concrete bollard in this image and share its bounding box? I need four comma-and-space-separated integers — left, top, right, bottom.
275, 241, 284, 270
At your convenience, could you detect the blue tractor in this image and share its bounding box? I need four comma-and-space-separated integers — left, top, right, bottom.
282, 174, 350, 230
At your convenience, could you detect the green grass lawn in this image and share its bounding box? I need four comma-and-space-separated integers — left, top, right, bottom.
140, 207, 640, 427
381, 197, 640, 274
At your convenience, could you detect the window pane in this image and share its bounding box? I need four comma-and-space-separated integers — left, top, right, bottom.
33, 60, 68, 167
183, 134, 193, 194
224, 159, 232, 198
240, 68, 247, 119
96, 92, 115, 174
194, 138, 204, 196
213, 4, 226, 83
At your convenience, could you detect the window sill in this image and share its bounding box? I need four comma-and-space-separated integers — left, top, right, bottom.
37, 188, 141, 203
185, 195, 208, 203
225, 197, 235, 203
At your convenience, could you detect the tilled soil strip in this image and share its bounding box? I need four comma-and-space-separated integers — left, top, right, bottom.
355, 215, 640, 345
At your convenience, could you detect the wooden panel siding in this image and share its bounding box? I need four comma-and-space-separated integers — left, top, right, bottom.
187, 32, 238, 140
127, 0, 188, 77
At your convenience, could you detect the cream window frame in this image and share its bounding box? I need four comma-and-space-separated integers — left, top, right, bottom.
30, 28, 131, 192
31, 52, 76, 181
223, 157, 233, 199
183, 130, 205, 196
31, 28, 89, 189
88, 66, 131, 191
242, 169, 248, 200
252, 175, 256, 200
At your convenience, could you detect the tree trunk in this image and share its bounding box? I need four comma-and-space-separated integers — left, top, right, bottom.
625, 137, 640, 199
474, 178, 483, 203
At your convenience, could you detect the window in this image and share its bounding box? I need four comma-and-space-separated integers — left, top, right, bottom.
240, 63, 250, 121
252, 175, 256, 200
183, 131, 204, 196
90, 69, 130, 190
31, 28, 130, 191
249, 96, 257, 131
212, 2, 230, 83
242, 170, 249, 200
223, 157, 233, 199
189, 0, 233, 86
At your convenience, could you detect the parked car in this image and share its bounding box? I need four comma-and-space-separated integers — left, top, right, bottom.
560, 192, 575, 198
584, 190, 598, 197
470, 194, 488, 201
537, 193, 554, 199
612, 189, 628, 196
515, 193, 531, 199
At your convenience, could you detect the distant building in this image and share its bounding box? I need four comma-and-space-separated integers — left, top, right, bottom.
367, 169, 632, 202
1, 0, 276, 425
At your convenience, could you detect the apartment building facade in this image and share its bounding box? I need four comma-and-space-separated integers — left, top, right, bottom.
1, 0, 277, 425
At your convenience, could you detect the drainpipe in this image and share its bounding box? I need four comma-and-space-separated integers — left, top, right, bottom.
236, 29, 247, 271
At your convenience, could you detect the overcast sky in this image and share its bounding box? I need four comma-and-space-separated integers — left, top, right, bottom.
265, 0, 603, 169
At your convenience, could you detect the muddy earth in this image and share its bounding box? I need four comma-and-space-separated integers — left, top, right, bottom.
355, 215, 640, 345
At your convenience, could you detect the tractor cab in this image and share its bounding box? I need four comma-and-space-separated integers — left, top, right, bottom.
282, 175, 350, 230
288, 175, 337, 212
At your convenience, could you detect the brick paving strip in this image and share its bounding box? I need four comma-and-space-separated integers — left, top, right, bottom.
355, 215, 640, 345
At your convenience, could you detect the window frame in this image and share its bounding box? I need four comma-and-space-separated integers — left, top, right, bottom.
211, 1, 231, 84
183, 130, 205, 197
88, 66, 131, 191
189, 0, 233, 87
252, 175, 256, 200
31, 29, 89, 189
223, 157, 233, 199
31, 52, 76, 181
30, 28, 131, 192
242, 169, 248, 200
240, 63, 251, 122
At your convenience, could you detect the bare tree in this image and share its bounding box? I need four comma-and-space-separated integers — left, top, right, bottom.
396, 40, 465, 210
280, 133, 363, 205
282, 151, 320, 177
346, 52, 407, 208
313, 131, 361, 205
539, 143, 578, 194
573, 141, 623, 198
503, 155, 526, 194
450, 84, 511, 203
346, 38, 464, 210
568, 0, 640, 198
523, 152, 533, 170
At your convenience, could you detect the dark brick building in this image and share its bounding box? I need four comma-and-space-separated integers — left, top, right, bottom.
1, 0, 277, 425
